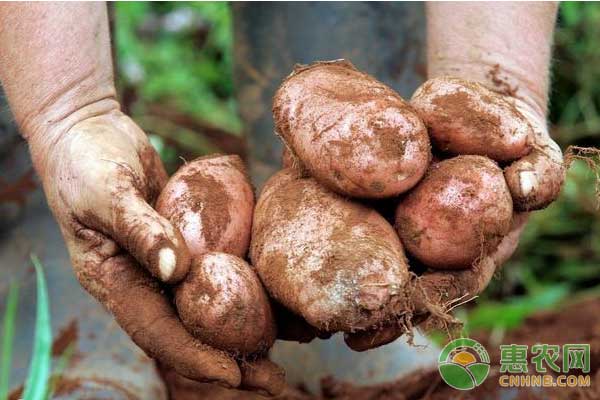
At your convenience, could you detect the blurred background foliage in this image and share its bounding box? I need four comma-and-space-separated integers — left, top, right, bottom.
113, 2, 600, 334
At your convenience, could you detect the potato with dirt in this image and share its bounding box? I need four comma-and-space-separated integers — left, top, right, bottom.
156, 154, 254, 258
250, 168, 410, 332
156, 155, 283, 394
174, 252, 276, 355
273, 59, 431, 199
410, 77, 533, 162
156, 155, 276, 357
395, 155, 513, 270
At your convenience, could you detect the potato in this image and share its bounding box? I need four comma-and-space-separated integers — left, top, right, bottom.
410, 77, 532, 162
395, 155, 513, 269
175, 252, 276, 355
273, 60, 431, 199
156, 155, 275, 355
155, 154, 254, 258
250, 169, 410, 332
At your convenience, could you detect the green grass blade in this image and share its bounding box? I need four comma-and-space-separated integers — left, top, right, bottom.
0, 282, 19, 399
22, 255, 52, 400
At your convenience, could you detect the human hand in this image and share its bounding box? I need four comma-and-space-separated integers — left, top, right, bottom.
346, 74, 564, 350
410, 77, 565, 211
28, 111, 283, 394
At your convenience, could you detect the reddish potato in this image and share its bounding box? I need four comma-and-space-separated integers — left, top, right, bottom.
175, 252, 276, 355
273, 60, 431, 198
395, 155, 513, 269
251, 169, 410, 332
411, 77, 532, 162
156, 154, 254, 258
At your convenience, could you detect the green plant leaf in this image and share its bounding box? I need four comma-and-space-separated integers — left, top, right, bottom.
0, 282, 19, 400
22, 255, 52, 400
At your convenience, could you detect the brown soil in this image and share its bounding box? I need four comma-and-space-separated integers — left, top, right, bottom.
163, 297, 599, 400
486, 64, 519, 98
51, 319, 78, 357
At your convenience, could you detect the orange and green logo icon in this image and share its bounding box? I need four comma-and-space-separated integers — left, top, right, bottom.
438, 338, 490, 390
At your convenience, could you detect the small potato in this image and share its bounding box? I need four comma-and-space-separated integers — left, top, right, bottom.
273, 59, 431, 198
175, 252, 276, 355
155, 154, 254, 258
411, 77, 532, 162
395, 155, 513, 269
251, 169, 410, 332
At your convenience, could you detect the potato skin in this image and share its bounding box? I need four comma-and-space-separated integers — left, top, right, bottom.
250, 169, 410, 332
395, 155, 513, 269
175, 252, 276, 355
410, 77, 532, 162
155, 154, 254, 258
273, 60, 431, 199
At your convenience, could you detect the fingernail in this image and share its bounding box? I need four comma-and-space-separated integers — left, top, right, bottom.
158, 247, 176, 280
519, 170, 537, 197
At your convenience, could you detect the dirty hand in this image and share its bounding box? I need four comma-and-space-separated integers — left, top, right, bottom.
29, 111, 254, 386
28, 112, 285, 395
345, 78, 563, 351
409, 77, 565, 212
343, 2, 565, 351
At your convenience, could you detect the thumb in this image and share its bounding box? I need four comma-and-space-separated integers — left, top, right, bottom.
505, 105, 565, 211
107, 190, 191, 283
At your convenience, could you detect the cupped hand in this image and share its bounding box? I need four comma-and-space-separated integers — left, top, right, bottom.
346, 76, 563, 350
409, 76, 565, 211
29, 110, 283, 394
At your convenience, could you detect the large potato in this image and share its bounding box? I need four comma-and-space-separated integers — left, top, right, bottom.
156, 154, 254, 258
273, 60, 431, 199
175, 252, 276, 355
411, 77, 532, 162
395, 155, 513, 269
251, 169, 410, 332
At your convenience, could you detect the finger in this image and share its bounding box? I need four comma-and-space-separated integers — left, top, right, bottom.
107, 190, 191, 283
69, 240, 241, 387
505, 108, 565, 211
239, 358, 286, 397
272, 301, 325, 343
345, 213, 527, 351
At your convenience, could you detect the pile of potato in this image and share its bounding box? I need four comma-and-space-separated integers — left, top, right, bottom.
153, 60, 563, 370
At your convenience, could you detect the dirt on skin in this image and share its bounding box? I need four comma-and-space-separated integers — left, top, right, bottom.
273, 59, 431, 198
174, 252, 276, 356
486, 64, 519, 98
411, 77, 532, 163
